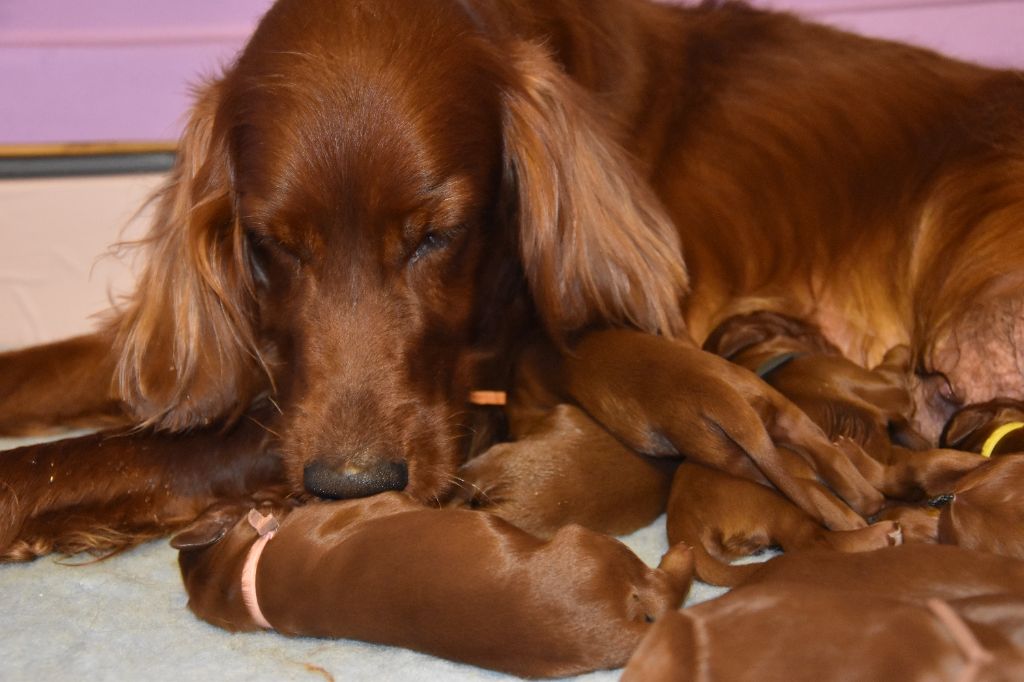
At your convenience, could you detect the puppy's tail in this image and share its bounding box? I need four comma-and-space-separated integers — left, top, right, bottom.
656, 542, 696, 604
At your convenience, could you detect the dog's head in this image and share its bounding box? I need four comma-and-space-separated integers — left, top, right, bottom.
109, 0, 687, 501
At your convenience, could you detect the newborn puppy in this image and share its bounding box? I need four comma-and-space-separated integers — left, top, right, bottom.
942, 400, 1024, 457
938, 455, 1024, 561
622, 586, 1024, 682
172, 492, 694, 678
704, 311, 983, 500
667, 461, 901, 586
455, 404, 676, 538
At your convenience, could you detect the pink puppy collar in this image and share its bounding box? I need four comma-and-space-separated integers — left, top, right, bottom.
241, 509, 280, 630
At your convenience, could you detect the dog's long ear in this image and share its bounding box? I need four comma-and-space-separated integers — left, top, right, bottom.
109, 80, 265, 431
501, 42, 689, 342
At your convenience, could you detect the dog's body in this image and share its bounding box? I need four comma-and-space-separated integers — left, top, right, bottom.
622, 586, 1024, 682
2, 0, 1024, 557
173, 492, 693, 678
623, 545, 1024, 678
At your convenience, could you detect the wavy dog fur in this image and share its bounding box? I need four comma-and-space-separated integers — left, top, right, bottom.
1, 0, 1023, 558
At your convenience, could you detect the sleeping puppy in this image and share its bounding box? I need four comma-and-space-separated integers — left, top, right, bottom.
172, 492, 694, 678
703, 311, 984, 500
942, 400, 1024, 457
454, 404, 677, 539
666, 461, 901, 586
622, 586, 1024, 682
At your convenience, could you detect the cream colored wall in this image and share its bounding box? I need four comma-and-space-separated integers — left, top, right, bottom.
0, 173, 164, 350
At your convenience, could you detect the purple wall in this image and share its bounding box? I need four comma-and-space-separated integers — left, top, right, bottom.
1, 0, 1021, 145
0, 0, 274, 144
764, 0, 1024, 68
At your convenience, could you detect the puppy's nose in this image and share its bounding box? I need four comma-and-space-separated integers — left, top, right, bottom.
303, 457, 408, 499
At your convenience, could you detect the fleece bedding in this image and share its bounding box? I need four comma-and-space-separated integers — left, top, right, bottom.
0, 432, 771, 682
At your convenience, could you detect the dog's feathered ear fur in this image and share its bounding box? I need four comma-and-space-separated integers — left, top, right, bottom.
108, 80, 266, 431
501, 42, 689, 342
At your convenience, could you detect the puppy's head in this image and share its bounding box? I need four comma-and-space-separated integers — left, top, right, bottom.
941, 399, 1024, 452
112, 0, 687, 502
171, 499, 293, 631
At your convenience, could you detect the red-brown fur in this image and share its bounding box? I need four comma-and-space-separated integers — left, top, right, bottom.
558, 330, 884, 530
1, 0, 1023, 557
874, 504, 942, 545
454, 403, 678, 539
622, 586, 1024, 681
938, 455, 1024, 561
858, 456, 1024, 559
172, 493, 694, 678
943, 400, 1024, 455
734, 544, 1024, 600
703, 312, 985, 500
0, 412, 286, 562
666, 461, 901, 586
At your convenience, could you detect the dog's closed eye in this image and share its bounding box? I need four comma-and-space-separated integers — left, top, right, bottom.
409, 225, 464, 265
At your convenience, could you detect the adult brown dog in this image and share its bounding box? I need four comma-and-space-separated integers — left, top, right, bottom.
1, 0, 1023, 555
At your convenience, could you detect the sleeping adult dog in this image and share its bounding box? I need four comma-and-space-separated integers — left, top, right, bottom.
2, 0, 1023, 558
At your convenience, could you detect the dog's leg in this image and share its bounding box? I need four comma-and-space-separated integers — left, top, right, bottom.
0, 413, 285, 561
0, 333, 125, 436
563, 330, 882, 530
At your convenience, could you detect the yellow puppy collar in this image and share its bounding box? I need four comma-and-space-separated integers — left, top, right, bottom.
980, 421, 1024, 458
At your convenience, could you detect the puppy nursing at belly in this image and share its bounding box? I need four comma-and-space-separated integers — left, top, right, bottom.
172, 492, 694, 678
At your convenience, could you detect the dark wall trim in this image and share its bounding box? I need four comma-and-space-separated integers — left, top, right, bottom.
0, 152, 176, 179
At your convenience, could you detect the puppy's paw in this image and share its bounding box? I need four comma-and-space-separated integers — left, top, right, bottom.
826, 519, 901, 553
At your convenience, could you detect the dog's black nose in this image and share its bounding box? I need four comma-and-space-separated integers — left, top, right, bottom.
303, 457, 408, 499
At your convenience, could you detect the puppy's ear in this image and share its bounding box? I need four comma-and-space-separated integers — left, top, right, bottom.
169, 504, 244, 550
109, 80, 266, 430
940, 407, 991, 449
501, 42, 689, 342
